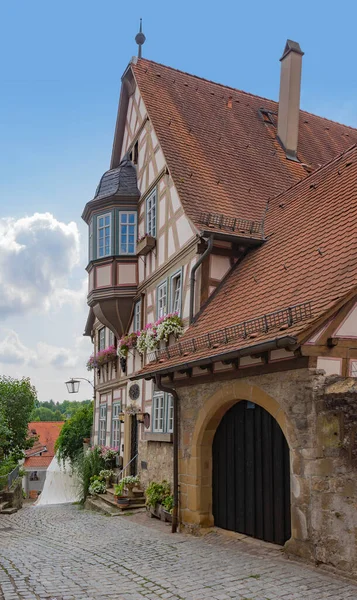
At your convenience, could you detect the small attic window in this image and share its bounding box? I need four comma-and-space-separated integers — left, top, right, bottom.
130, 141, 139, 165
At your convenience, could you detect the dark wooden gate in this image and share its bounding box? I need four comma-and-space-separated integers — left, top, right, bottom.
212, 401, 291, 545
130, 415, 138, 476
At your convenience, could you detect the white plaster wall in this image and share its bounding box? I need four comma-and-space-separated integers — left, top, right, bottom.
176, 214, 194, 247
155, 147, 165, 173
317, 357, 342, 375
170, 185, 181, 213
210, 255, 231, 281
334, 304, 357, 337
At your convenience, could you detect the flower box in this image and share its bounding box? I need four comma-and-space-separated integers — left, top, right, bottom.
136, 235, 156, 256
87, 345, 117, 371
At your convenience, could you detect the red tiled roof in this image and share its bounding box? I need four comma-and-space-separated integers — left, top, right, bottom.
136, 145, 357, 375
132, 59, 357, 227
25, 422, 64, 469
24, 456, 53, 468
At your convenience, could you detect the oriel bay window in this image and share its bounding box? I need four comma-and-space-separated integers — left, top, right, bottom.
152, 393, 173, 434
119, 212, 137, 254
97, 213, 111, 257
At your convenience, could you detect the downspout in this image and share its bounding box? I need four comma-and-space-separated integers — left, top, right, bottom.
155, 374, 179, 533
189, 235, 214, 324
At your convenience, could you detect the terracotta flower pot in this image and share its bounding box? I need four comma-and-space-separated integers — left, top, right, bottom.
125, 483, 135, 497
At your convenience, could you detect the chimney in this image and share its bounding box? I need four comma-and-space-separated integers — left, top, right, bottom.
277, 39, 304, 160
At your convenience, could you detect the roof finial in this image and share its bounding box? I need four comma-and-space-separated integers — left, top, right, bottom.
135, 18, 146, 59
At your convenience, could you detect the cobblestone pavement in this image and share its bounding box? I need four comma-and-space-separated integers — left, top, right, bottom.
1, 505, 357, 600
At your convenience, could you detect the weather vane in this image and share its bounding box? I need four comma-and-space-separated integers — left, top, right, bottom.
135, 18, 146, 59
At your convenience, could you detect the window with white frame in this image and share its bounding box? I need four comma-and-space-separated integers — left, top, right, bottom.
170, 272, 182, 315
111, 403, 121, 447
157, 281, 167, 318
89, 219, 93, 261
98, 327, 106, 351
166, 394, 174, 433
152, 393, 174, 433
146, 189, 156, 237
119, 211, 137, 254
153, 393, 164, 432
97, 213, 111, 258
108, 329, 115, 347
134, 300, 141, 332
99, 403, 107, 446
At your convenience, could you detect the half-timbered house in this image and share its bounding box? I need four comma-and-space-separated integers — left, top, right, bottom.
82, 37, 357, 574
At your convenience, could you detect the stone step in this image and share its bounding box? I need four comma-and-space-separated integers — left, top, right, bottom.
84, 495, 146, 517
0, 507, 17, 515
0, 501, 10, 511
98, 492, 145, 510
107, 487, 144, 499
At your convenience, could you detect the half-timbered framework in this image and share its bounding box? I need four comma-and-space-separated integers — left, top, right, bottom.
82, 38, 357, 575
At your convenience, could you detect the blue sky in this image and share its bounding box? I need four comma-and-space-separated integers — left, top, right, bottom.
0, 0, 356, 402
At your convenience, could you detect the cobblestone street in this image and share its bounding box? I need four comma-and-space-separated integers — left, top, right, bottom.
1, 505, 357, 600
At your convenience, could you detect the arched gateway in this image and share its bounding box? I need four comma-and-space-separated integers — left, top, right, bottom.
212, 401, 291, 545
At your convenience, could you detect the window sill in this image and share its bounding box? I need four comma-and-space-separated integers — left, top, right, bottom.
144, 432, 173, 443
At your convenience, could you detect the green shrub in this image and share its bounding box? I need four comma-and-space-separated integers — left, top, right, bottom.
88, 479, 106, 495
162, 495, 174, 514
0, 457, 17, 491
55, 403, 93, 465
145, 480, 171, 509
74, 446, 105, 502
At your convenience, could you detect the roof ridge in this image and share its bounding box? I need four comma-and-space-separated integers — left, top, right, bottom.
136, 58, 357, 133
267, 142, 357, 206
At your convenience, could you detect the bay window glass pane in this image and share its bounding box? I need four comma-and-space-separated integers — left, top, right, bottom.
98, 213, 111, 257
119, 212, 137, 254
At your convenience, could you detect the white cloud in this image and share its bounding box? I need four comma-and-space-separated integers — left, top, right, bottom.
0, 212, 82, 317
0, 329, 84, 370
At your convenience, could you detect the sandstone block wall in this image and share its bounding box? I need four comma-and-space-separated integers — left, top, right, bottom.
176, 369, 357, 576
137, 439, 173, 490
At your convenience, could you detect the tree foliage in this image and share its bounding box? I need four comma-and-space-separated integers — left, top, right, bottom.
55, 403, 93, 465
0, 376, 37, 457
30, 399, 91, 422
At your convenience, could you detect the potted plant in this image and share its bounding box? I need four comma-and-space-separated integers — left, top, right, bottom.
117, 333, 138, 359
161, 494, 174, 523
113, 482, 130, 508
88, 477, 106, 495
136, 233, 156, 256
120, 475, 140, 498
99, 469, 114, 488
145, 480, 172, 520
99, 446, 119, 469
155, 313, 184, 342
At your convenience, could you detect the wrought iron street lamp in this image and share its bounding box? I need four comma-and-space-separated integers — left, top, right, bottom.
65, 377, 94, 394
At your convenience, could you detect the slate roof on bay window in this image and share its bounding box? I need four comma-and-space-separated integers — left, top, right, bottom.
135, 145, 357, 376
94, 154, 140, 201
131, 59, 357, 228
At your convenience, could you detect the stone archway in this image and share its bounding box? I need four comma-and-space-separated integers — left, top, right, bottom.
179, 380, 297, 535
